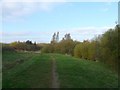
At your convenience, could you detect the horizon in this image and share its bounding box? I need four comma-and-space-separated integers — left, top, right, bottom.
0, 27, 115, 44
1, 1, 118, 43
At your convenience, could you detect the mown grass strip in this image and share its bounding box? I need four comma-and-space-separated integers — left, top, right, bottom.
54, 54, 118, 88
3, 53, 52, 88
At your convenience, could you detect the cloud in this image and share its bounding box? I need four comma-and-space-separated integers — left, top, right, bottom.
56, 26, 114, 41
2, 32, 30, 36
1, 30, 52, 43
1, 31, 51, 37
1, 0, 66, 22
1, 26, 114, 37
73, 26, 114, 41
2, 2, 48, 21
1, 0, 118, 22
59, 26, 114, 35
1, 26, 114, 43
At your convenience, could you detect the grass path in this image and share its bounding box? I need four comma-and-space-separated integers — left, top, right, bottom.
3, 52, 118, 88
51, 56, 60, 88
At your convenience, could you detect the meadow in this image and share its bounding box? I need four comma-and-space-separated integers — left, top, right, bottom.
2, 1, 119, 89
2, 51, 118, 88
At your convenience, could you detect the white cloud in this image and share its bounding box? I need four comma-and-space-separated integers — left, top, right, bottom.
1, 0, 118, 22
72, 26, 114, 41
1, 31, 52, 37
1, 26, 114, 43
56, 26, 114, 41
2, 26, 113, 36
2, 32, 29, 36
59, 26, 114, 35
1, 30, 52, 43
2, 2, 47, 21
1, 0, 66, 22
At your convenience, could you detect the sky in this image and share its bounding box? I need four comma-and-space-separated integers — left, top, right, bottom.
1, 0, 119, 43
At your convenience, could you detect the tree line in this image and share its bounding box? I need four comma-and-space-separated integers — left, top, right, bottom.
2, 25, 119, 72
75, 25, 119, 71
42, 32, 79, 55
2, 40, 41, 52
42, 25, 119, 72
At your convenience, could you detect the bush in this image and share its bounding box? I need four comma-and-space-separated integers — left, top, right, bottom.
74, 25, 119, 72
2, 44, 15, 52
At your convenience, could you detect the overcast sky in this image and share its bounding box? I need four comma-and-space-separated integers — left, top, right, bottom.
1, 0, 118, 43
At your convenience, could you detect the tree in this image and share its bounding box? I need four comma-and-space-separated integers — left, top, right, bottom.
2, 43, 15, 52
74, 43, 82, 58
10, 41, 40, 51
64, 33, 71, 40
99, 25, 119, 71
26, 40, 32, 45
74, 25, 119, 71
58, 39, 76, 55
56, 32, 59, 42
34, 42, 37, 45
51, 32, 59, 43
41, 44, 54, 53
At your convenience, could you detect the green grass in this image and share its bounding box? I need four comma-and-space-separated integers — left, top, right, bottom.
2, 52, 118, 88
2, 51, 32, 71
54, 54, 118, 88
3, 52, 52, 88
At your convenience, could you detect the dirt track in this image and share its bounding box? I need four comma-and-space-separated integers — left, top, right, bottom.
51, 56, 59, 88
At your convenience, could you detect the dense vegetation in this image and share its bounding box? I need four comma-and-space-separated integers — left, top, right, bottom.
2, 25, 119, 73
74, 25, 119, 72
42, 39, 79, 56
2, 52, 118, 88
2, 40, 41, 52
41, 32, 79, 55
42, 25, 119, 72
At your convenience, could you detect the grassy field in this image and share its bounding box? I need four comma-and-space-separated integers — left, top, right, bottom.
3, 51, 52, 88
54, 54, 118, 88
2, 51, 118, 88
